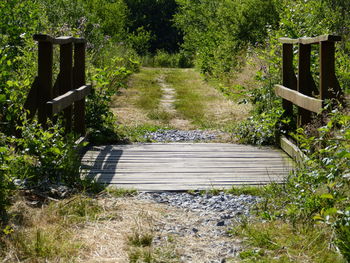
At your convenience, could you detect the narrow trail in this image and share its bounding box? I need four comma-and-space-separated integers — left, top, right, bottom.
111, 67, 251, 141
156, 73, 193, 129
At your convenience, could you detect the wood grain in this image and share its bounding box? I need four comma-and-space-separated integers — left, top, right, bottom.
81, 143, 293, 191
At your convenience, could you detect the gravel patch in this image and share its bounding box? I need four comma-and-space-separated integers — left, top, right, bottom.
145, 129, 218, 142
137, 191, 260, 262
139, 191, 260, 225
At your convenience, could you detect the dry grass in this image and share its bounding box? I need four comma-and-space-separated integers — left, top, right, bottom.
166, 68, 251, 129
112, 67, 251, 137
1, 194, 99, 262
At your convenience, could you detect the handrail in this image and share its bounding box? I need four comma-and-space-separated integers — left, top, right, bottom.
275, 34, 343, 162
33, 34, 86, 44
279, 34, 341, 45
24, 34, 90, 135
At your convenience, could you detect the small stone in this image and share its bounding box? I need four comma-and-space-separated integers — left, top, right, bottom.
217, 221, 225, 226
192, 227, 199, 233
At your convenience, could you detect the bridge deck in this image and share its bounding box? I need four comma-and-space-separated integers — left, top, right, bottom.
81, 143, 294, 191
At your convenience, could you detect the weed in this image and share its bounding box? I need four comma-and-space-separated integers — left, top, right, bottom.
128, 231, 154, 247
225, 185, 266, 197
105, 187, 138, 198
131, 69, 163, 112
147, 110, 173, 123
231, 220, 345, 263
48, 195, 102, 224
0, 195, 100, 261
116, 124, 167, 142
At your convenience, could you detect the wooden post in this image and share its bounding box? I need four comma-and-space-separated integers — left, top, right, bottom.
59, 42, 73, 131
37, 41, 53, 125
320, 41, 342, 101
297, 44, 313, 126
282, 44, 297, 116
73, 41, 86, 135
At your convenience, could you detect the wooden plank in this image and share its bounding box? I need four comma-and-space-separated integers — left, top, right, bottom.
80, 143, 293, 190
279, 35, 341, 45
73, 42, 87, 135
47, 85, 91, 115
298, 43, 313, 125
282, 44, 297, 117
37, 41, 53, 125
34, 34, 87, 45
320, 41, 342, 100
280, 136, 306, 165
59, 42, 73, 131
275, 85, 322, 113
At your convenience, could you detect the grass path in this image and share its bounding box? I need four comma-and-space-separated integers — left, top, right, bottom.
111, 67, 251, 141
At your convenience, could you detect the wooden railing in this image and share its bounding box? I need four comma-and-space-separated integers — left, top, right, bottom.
275, 34, 342, 162
24, 34, 91, 135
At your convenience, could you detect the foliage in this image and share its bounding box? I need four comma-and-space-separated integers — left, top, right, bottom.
0, 137, 14, 217
174, 0, 279, 77
231, 220, 345, 262
11, 120, 80, 186
1, 194, 103, 261
233, 107, 286, 145
86, 57, 135, 144
125, 0, 183, 54
142, 50, 193, 68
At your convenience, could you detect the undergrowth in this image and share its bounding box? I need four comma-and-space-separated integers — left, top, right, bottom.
231, 106, 350, 262
0, 194, 102, 262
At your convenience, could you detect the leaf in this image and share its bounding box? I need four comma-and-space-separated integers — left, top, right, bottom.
313, 215, 324, 221
0, 94, 6, 103
324, 207, 338, 216
320, 193, 334, 199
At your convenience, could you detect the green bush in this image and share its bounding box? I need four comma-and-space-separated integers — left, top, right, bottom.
174, 0, 279, 76
12, 120, 80, 186
143, 50, 193, 68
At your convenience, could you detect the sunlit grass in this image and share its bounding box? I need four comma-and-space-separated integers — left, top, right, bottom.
230, 220, 345, 263
1, 194, 102, 262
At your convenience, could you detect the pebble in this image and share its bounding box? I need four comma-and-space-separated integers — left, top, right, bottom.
138, 191, 260, 229
144, 129, 218, 142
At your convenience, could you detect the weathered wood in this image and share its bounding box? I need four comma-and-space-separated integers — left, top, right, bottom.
297, 44, 314, 125
275, 85, 323, 113
37, 41, 53, 125
81, 143, 293, 191
59, 42, 73, 131
280, 136, 307, 165
320, 41, 342, 100
47, 85, 91, 115
279, 35, 341, 45
34, 34, 86, 45
282, 44, 297, 116
73, 42, 87, 135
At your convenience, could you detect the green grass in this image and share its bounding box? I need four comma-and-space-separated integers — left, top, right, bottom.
166, 69, 210, 127
225, 185, 272, 197
133, 69, 163, 112
116, 123, 168, 142
230, 220, 345, 263
188, 185, 267, 197
105, 187, 138, 198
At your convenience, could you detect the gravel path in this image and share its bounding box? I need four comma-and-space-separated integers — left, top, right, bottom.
137, 191, 260, 262
144, 129, 219, 142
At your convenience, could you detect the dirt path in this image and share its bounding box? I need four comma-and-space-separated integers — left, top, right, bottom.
111, 67, 251, 136
76, 195, 243, 263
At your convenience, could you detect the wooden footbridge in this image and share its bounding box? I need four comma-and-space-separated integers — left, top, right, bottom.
27, 34, 343, 191
81, 143, 293, 191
